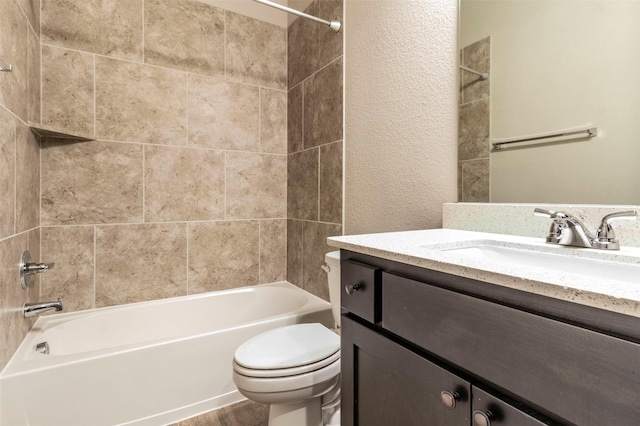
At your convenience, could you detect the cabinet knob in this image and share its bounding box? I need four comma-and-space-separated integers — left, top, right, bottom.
344, 283, 362, 295
440, 390, 460, 410
473, 410, 495, 426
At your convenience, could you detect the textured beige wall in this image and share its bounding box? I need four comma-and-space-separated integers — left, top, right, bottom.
38, 0, 288, 311
344, 0, 459, 235
0, 0, 41, 371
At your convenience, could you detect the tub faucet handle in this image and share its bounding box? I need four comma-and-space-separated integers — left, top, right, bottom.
20, 250, 56, 289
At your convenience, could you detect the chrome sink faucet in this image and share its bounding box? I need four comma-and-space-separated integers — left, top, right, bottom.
23, 299, 63, 318
534, 208, 637, 250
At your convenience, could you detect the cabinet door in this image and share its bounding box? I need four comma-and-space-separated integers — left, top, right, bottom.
382, 272, 640, 426
472, 387, 551, 426
341, 316, 470, 426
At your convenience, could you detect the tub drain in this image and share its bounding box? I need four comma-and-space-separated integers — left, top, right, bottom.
35, 341, 49, 354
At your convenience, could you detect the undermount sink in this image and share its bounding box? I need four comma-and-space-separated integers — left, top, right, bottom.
422, 240, 640, 285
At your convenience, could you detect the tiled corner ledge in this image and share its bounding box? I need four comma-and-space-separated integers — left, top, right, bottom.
443, 203, 640, 249
29, 123, 94, 141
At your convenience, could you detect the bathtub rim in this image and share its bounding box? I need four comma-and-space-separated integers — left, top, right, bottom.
1, 281, 332, 377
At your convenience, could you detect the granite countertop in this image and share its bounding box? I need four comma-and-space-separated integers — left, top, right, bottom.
328, 228, 640, 318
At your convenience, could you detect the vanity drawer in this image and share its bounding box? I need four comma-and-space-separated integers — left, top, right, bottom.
341, 258, 382, 324
382, 272, 640, 426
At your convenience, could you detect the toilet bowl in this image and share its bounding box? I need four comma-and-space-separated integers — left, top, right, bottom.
232, 251, 342, 426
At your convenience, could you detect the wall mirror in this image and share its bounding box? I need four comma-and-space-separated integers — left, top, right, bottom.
458, 0, 640, 204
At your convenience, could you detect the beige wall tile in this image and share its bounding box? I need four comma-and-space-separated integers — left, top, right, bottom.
287, 85, 303, 154
17, 0, 40, 33
317, 0, 344, 68
226, 152, 286, 219
319, 141, 342, 224
188, 74, 259, 151
26, 227, 41, 306
260, 219, 286, 283
96, 57, 187, 144
42, 46, 95, 138
260, 89, 287, 154
145, 145, 225, 222
0, 107, 16, 238
459, 98, 490, 161
144, 0, 224, 76
0, 0, 29, 121
286, 219, 303, 286
16, 121, 39, 233
226, 11, 287, 90
41, 139, 143, 225
302, 221, 341, 300
0, 233, 29, 371
95, 223, 187, 307
288, 1, 319, 88
288, 148, 318, 221
461, 159, 490, 203
27, 26, 40, 125
41, 226, 95, 312
303, 57, 343, 148
42, 0, 143, 62
188, 221, 259, 294
461, 37, 490, 104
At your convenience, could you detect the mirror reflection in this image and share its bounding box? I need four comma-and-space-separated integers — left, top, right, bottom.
458, 0, 640, 204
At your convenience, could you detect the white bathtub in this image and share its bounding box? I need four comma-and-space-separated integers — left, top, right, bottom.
0, 282, 333, 426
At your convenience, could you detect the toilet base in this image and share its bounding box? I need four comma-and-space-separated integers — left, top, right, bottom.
269, 398, 322, 426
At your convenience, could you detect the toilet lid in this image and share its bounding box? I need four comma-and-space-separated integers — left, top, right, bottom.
234, 323, 340, 370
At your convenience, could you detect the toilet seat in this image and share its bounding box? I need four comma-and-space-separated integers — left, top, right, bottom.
234, 323, 340, 375
233, 356, 340, 396
234, 350, 340, 378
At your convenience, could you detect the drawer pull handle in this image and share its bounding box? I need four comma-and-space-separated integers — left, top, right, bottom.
345, 283, 362, 295
440, 390, 460, 410
473, 410, 495, 426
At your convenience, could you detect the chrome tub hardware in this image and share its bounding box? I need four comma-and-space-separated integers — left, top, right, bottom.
20, 250, 55, 289
23, 299, 63, 318
534, 208, 638, 250
35, 342, 50, 355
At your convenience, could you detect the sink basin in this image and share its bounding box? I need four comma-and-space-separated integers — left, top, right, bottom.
423, 240, 640, 285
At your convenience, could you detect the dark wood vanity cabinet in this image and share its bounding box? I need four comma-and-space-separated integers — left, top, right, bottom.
340, 250, 640, 426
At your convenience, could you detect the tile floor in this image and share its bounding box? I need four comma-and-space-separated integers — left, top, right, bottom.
176, 400, 269, 426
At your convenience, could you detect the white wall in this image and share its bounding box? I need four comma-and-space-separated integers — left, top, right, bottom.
461, 1, 640, 204
344, 0, 459, 234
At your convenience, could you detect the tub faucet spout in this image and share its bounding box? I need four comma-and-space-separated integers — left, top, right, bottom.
24, 298, 63, 318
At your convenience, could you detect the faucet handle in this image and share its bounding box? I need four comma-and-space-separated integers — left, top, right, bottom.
594, 211, 638, 250
533, 208, 554, 218
534, 208, 567, 244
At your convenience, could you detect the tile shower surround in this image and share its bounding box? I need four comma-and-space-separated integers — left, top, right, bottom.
0, 0, 344, 374
0, 0, 41, 371
38, 0, 291, 313
287, 0, 344, 301
458, 37, 490, 202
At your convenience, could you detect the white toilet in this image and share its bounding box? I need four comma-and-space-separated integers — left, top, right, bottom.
232, 251, 342, 426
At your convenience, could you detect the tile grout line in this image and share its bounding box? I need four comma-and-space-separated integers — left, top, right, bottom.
142, 145, 146, 222
13, 118, 17, 236
93, 225, 97, 308
141, 0, 145, 64
93, 54, 96, 138
186, 222, 189, 295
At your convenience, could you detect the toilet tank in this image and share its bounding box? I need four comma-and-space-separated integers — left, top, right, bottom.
324, 251, 341, 329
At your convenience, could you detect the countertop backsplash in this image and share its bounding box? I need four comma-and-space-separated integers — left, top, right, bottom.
443, 203, 640, 249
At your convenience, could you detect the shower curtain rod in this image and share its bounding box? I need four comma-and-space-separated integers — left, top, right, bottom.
252, 0, 342, 32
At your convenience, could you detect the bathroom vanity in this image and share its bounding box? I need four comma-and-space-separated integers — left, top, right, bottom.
329, 229, 640, 426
